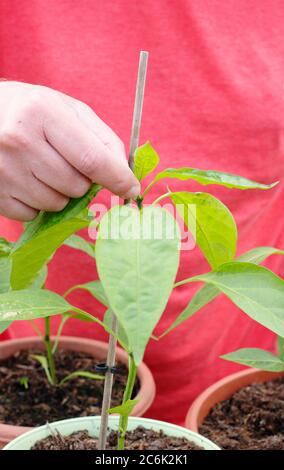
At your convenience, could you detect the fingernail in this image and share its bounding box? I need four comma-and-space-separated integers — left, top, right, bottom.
123, 183, 141, 199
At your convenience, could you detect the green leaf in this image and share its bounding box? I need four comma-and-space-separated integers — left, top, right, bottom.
30, 354, 53, 385
108, 399, 139, 417
277, 336, 284, 360
96, 205, 180, 364
154, 168, 277, 190
191, 263, 284, 337
162, 246, 284, 337
64, 234, 96, 258
237, 246, 284, 264
11, 218, 89, 289
0, 289, 71, 322
65, 281, 109, 307
13, 184, 101, 250
11, 185, 101, 290
59, 370, 104, 386
104, 309, 129, 348
171, 192, 237, 269
0, 237, 12, 257
221, 348, 284, 372
134, 142, 159, 182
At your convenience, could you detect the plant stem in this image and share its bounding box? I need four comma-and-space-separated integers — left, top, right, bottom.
117, 354, 137, 450
44, 317, 57, 385
151, 191, 172, 206
140, 179, 157, 199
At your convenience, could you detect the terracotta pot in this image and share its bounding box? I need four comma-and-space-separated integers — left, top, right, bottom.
185, 368, 284, 433
0, 336, 156, 448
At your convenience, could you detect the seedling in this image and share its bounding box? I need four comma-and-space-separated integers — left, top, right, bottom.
19, 376, 29, 390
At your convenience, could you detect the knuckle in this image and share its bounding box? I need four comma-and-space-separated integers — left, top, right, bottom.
0, 127, 30, 150
18, 87, 52, 121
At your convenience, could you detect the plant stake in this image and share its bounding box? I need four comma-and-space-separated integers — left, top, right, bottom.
97, 50, 149, 450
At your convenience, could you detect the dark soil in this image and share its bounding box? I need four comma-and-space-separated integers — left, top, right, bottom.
200, 376, 284, 450
0, 349, 139, 427
32, 426, 202, 450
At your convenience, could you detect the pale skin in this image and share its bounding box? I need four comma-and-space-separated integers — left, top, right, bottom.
0, 81, 141, 221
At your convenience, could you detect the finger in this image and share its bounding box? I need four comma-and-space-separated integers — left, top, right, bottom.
29, 142, 92, 198
0, 197, 38, 221
12, 174, 69, 212
43, 97, 140, 198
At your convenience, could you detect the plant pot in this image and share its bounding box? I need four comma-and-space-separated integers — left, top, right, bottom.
3, 415, 220, 450
185, 368, 284, 433
0, 336, 155, 448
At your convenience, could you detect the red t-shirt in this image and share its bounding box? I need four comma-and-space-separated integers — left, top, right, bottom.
0, 0, 283, 424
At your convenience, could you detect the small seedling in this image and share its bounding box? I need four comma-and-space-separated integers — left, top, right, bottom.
19, 376, 29, 390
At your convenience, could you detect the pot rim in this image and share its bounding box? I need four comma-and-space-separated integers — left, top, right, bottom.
185, 367, 284, 432
3, 415, 220, 450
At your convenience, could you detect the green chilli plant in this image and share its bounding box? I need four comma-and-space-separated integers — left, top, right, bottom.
0, 142, 283, 450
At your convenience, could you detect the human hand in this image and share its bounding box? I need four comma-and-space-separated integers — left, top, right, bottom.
0, 82, 140, 220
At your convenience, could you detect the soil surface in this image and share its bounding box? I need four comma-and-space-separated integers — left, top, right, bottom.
0, 349, 138, 427
200, 376, 284, 450
32, 426, 202, 450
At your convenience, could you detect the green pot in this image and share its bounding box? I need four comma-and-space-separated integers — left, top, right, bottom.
3, 416, 220, 450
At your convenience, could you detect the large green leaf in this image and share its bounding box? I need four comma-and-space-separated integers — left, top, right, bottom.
134, 142, 159, 182
63, 234, 96, 258
190, 263, 284, 337
171, 192, 237, 269
13, 184, 101, 250
96, 205, 180, 364
11, 218, 88, 290
154, 168, 277, 190
162, 246, 284, 337
221, 348, 284, 372
0, 289, 71, 322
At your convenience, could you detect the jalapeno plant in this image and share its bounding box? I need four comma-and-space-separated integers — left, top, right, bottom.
0, 141, 283, 450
